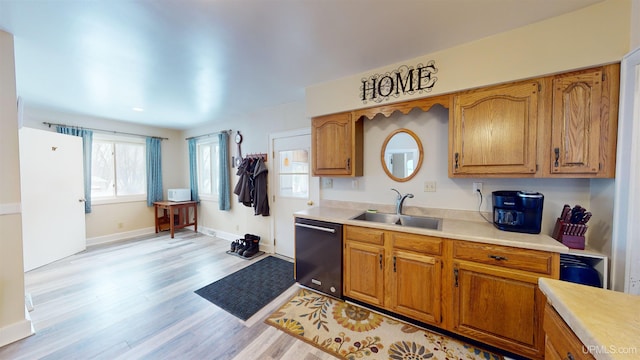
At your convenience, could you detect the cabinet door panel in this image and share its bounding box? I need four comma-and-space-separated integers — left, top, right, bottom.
312, 112, 362, 176
390, 250, 441, 325
344, 241, 384, 306
453, 262, 543, 358
451, 81, 538, 175
544, 304, 595, 360
551, 70, 602, 174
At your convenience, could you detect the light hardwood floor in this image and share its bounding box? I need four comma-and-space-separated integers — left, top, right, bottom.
0, 231, 337, 360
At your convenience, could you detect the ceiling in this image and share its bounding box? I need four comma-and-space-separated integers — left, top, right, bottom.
0, 0, 601, 130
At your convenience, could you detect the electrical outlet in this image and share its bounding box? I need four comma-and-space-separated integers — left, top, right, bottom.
473, 182, 483, 194
424, 181, 436, 192
322, 178, 333, 189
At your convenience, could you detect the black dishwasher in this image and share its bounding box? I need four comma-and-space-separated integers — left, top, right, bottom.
294, 218, 343, 299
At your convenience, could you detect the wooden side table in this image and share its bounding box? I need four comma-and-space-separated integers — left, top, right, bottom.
153, 201, 198, 238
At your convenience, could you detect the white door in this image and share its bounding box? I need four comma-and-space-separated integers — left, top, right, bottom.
613, 46, 640, 294
19, 127, 86, 271
272, 130, 319, 258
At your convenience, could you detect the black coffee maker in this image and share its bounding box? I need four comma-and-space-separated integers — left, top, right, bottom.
492, 190, 544, 234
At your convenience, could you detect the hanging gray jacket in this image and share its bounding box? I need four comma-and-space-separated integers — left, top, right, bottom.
252, 158, 270, 216
233, 158, 252, 207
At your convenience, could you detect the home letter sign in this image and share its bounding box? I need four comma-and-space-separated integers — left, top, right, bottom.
360, 61, 438, 104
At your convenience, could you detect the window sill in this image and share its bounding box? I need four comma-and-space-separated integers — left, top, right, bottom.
92, 195, 147, 206
197, 195, 218, 202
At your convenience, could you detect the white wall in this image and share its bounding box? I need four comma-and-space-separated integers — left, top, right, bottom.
306, 0, 630, 118
22, 106, 187, 241
183, 101, 308, 248
0, 30, 33, 348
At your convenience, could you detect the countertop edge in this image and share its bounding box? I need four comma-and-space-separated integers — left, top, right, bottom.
539, 279, 611, 360
294, 207, 569, 253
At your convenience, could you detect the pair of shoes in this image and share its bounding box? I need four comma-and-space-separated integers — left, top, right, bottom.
241, 234, 260, 258
235, 238, 249, 254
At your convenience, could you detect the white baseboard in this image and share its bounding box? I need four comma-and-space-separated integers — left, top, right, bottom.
0, 202, 21, 216
0, 307, 34, 347
197, 226, 274, 254
86, 227, 155, 246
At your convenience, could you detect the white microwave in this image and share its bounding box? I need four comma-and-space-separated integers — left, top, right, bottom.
167, 188, 191, 202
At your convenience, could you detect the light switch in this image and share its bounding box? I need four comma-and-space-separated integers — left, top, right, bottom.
424, 181, 436, 192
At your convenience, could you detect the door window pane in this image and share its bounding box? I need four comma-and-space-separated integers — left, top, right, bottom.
279, 149, 309, 198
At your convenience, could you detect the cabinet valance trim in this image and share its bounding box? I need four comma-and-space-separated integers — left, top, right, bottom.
352, 94, 451, 121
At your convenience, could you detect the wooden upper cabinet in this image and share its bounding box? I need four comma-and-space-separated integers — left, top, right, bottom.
450, 81, 539, 177
544, 64, 619, 177
311, 112, 363, 177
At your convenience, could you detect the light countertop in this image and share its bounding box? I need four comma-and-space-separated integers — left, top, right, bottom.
294, 206, 568, 253
539, 278, 640, 360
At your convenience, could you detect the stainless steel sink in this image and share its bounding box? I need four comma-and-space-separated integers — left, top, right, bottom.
398, 214, 442, 230
351, 212, 442, 231
351, 212, 400, 224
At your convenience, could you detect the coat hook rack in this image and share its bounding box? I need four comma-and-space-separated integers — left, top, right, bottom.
245, 153, 268, 162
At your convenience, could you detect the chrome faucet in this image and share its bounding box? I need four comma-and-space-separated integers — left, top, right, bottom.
391, 188, 414, 215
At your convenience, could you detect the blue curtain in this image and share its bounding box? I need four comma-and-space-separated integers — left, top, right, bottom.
146, 137, 163, 206
188, 138, 198, 202
218, 132, 230, 210
56, 126, 93, 213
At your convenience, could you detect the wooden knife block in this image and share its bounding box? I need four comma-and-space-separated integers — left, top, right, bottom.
552, 218, 586, 249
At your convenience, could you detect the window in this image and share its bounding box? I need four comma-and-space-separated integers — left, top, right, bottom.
91, 135, 146, 200
196, 139, 219, 199
278, 149, 309, 198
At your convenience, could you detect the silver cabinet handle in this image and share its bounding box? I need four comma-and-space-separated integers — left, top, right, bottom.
295, 223, 336, 233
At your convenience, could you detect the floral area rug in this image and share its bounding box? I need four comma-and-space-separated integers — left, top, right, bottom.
265, 288, 503, 360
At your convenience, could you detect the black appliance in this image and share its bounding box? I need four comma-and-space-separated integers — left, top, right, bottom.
492, 190, 544, 234
294, 218, 343, 299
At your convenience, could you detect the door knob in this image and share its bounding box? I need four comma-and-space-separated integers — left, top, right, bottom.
307, 200, 314, 206
78, 199, 86, 202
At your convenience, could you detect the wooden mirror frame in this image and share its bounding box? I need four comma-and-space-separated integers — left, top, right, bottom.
380, 128, 424, 182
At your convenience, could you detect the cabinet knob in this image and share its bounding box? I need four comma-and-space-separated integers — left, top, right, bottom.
554, 148, 560, 167
489, 255, 508, 261
454, 152, 459, 170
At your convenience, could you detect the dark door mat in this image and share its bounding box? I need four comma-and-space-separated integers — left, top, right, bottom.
225, 249, 265, 260
194, 256, 295, 320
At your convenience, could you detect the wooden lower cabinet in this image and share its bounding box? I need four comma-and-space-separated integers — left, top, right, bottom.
343, 226, 443, 326
343, 225, 559, 359
390, 250, 442, 324
344, 239, 385, 306
544, 304, 595, 360
452, 261, 546, 359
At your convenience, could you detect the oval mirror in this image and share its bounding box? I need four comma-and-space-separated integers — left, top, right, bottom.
380, 128, 423, 182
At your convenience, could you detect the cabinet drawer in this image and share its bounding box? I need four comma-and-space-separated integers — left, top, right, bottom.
544, 304, 595, 360
345, 226, 385, 245
453, 241, 556, 275
391, 232, 442, 255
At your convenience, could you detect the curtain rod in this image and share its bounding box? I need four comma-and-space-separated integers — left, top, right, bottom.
43, 122, 169, 140
185, 129, 232, 141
